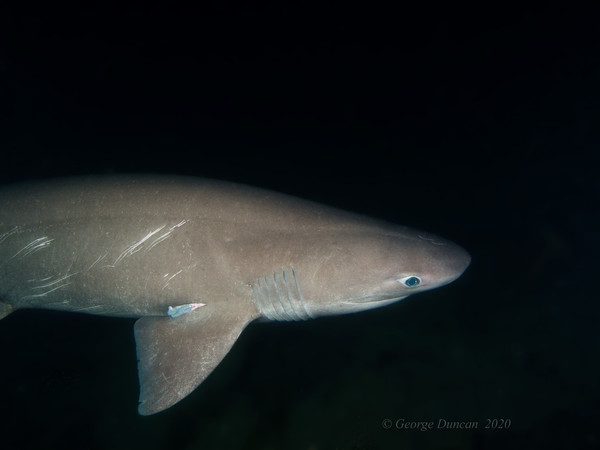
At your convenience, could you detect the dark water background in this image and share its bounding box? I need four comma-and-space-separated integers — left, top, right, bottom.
0, 3, 598, 449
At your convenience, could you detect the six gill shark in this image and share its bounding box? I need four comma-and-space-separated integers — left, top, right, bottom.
0, 176, 470, 415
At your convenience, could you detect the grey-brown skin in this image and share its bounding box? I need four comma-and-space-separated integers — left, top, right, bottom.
0, 175, 470, 415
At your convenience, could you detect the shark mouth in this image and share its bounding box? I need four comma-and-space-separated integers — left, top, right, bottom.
343, 295, 408, 304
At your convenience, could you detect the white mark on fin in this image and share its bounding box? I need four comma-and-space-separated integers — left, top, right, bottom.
167, 302, 206, 318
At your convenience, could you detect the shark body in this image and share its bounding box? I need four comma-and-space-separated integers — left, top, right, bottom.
0, 176, 470, 414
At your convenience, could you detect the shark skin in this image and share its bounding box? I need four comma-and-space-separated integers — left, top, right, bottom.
0, 175, 470, 415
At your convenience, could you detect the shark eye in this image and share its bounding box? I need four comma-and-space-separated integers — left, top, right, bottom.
399, 276, 421, 288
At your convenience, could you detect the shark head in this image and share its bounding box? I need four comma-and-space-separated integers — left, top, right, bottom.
279, 227, 471, 319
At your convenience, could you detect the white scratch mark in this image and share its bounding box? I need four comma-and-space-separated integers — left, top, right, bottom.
0, 226, 19, 245
161, 269, 183, 291
22, 282, 72, 299
113, 225, 166, 265
171, 219, 188, 229
166, 270, 182, 282
65, 251, 78, 275
30, 273, 77, 290
12, 237, 54, 259
27, 275, 54, 283
146, 233, 171, 251
87, 252, 108, 271
146, 219, 189, 252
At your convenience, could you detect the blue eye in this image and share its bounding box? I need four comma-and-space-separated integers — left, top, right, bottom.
399, 276, 421, 288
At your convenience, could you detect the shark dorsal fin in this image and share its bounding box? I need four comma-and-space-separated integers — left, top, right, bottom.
134, 306, 253, 415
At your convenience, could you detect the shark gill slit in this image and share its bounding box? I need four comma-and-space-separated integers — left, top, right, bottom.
264, 274, 292, 320
255, 278, 284, 321
279, 268, 301, 319
252, 266, 312, 321
290, 265, 312, 319
284, 265, 313, 320
271, 272, 294, 320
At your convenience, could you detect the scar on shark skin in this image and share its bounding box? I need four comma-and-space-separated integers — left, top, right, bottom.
0, 226, 19, 245
12, 236, 54, 259
112, 219, 188, 266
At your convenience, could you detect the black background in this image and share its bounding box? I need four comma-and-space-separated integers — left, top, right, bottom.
0, 2, 598, 449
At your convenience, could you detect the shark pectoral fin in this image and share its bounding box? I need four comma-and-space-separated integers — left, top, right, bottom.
134, 307, 252, 416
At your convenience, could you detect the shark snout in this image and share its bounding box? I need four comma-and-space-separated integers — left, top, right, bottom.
437, 242, 471, 285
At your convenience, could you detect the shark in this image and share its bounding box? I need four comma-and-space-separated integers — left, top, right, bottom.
0, 175, 470, 415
